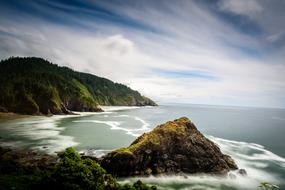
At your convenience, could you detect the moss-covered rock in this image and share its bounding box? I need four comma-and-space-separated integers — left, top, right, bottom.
100, 117, 238, 177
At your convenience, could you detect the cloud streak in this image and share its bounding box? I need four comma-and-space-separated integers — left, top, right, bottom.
0, 0, 285, 108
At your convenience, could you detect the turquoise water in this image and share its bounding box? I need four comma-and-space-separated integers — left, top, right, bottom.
0, 104, 285, 190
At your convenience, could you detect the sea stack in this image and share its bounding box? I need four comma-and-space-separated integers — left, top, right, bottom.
100, 117, 238, 176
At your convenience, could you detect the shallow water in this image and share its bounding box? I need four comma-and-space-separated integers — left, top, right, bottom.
0, 104, 285, 190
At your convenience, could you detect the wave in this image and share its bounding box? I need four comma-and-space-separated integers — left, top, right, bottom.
134, 116, 150, 130
73, 111, 114, 115
33, 135, 79, 154
100, 106, 140, 112
79, 149, 112, 158
119, 173, 266, 190
73, 115, 151, 137
0, 115, 79, 154
210, 136, 285, 164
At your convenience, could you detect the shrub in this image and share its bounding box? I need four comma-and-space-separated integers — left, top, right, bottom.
0, 147, 157, 190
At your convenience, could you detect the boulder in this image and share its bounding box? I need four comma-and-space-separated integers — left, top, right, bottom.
100, 117, 238, 177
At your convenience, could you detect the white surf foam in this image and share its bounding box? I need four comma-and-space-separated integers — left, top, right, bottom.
119, 173, 262, 190
134, 116, 150, 130
79, 149, 112, 158
100, 106, 140, 112
208, 136, 285, 187
73, 111, 114, 115
211, 136, 285, 164
73, 117, 150, 137
0, 115, 79, 154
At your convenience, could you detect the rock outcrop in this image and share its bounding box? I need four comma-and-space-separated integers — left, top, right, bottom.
100, 117, 238, 177
0, 147, 57, 170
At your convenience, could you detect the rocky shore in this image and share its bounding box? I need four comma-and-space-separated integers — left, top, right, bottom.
0, 146, 57, 170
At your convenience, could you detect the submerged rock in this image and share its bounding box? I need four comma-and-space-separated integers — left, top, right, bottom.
238, 169, 247, 176
100, 117, 238, 177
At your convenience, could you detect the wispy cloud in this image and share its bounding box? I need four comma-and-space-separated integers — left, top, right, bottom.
0, 0, 285, 108
218, 0, 263, 16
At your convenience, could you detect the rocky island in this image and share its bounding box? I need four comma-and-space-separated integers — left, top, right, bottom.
100, 117, 238, 176
0, 57, 157, 115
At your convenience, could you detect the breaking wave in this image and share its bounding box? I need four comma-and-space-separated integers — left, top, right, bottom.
0, 115, 79, 154
73, 115, 151, 137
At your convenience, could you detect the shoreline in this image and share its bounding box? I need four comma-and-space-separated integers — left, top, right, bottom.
0, 105, 156, 118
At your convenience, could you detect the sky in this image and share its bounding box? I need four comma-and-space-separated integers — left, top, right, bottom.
0, 0, 285, 108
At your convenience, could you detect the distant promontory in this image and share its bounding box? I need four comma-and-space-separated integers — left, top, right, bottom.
0, 57, 157, 115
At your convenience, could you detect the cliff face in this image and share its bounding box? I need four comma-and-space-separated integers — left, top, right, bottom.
100, 117, 238, 177
0, 57, 157, 115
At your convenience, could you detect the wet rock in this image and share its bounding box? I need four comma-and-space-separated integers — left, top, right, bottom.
238, 169, 247, 176
0, 147, 57, 170
100, 117, 238, 177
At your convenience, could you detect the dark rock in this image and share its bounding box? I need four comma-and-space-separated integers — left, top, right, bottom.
100, 117, 238, 177
135, 96, 158, 106
238, 169, 247, 176
0, 106, 8, 112
0, 147, 57, 170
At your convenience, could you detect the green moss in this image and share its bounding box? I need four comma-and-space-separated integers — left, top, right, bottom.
114, 148, 134, 155
123, 117, 191, 153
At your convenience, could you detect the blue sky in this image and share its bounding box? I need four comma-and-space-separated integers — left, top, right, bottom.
0, 0, 285, 108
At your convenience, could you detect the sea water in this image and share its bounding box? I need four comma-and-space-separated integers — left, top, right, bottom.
0, 104, 285, 190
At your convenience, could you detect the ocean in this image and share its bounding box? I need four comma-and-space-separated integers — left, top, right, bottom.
0, 104, 285, 190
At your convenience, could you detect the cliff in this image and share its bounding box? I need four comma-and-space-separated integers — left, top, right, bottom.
0, 57, 157, 115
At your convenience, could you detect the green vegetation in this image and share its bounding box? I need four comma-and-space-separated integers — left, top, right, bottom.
259, 182, 280, 190
107, 118, 194, 169
0, 57, 156, 115
118, 117, 191, 153
0, 147, 157, 190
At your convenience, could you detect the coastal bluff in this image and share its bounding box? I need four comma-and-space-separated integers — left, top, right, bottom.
0, 57, 157, 115
100, 117, 238, 176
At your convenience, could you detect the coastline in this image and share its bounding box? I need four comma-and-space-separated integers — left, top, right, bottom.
0, 106, 150, 155
0, 105, 157, 118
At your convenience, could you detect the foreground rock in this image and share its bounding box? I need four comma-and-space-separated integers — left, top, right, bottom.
100, 117, 238, 177
0, 147, 57, 171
